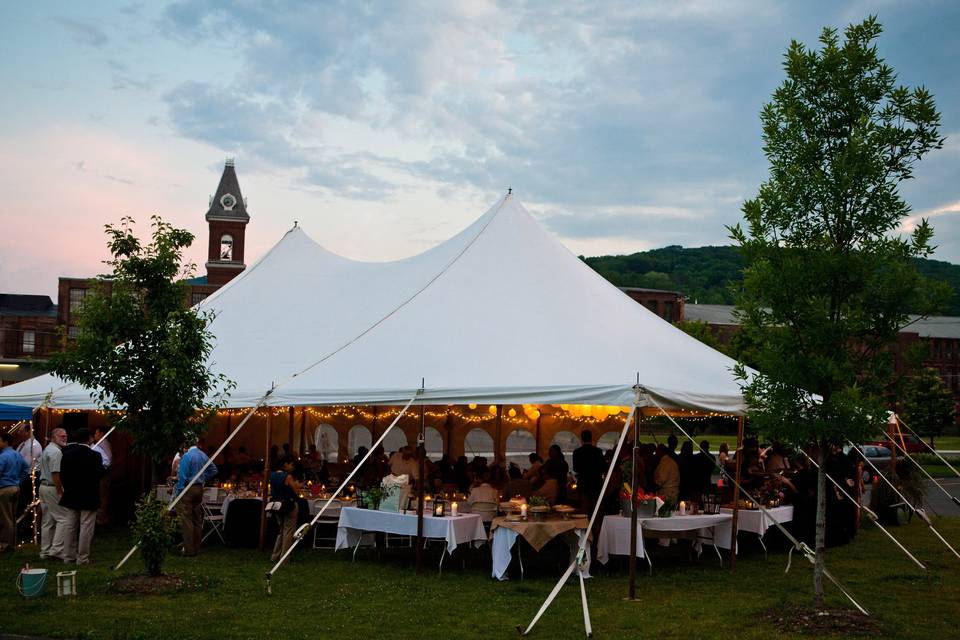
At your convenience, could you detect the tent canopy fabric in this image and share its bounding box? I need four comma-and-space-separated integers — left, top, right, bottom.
0, 196, 749, 414
0, 402, 33, 421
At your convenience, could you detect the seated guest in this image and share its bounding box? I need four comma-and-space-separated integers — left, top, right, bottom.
523, 453, 543, 483
467, 471, 499, 506
502, 464, 531, 499
532, 464, 562, 505
653, 444, 680, 503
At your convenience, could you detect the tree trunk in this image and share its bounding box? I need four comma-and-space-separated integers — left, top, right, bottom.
814, 443, 827, 608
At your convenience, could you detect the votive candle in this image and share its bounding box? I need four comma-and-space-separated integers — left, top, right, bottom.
451, 502, 459, 517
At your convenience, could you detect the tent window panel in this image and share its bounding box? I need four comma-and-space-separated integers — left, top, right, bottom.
382, 429, 407, 456
425, 427, 444, 461
313, 424, 339, 462
505, 429, 536, 468
464, 428, 494, 460
550, 430, 580, 456
347, 425, 372, 457
596, 431, 620, 451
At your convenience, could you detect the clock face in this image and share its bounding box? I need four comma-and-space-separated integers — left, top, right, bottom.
220, 193, 237, 210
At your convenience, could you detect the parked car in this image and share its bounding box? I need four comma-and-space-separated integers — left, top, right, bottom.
865, 433, 927, 454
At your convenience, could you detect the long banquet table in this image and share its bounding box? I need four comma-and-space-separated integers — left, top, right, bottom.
335, 507, 486, 570
596, 513, 733, 568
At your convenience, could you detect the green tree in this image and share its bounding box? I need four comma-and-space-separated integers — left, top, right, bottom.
48, 216, 233, 469
728, 17, 948, 607
900, 366, 955, 446
675, 320, 722, 351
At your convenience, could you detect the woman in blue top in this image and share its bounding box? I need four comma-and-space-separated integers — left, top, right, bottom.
270, 456, 301, 562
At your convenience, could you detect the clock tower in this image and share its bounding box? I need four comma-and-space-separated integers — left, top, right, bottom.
205, 159, 250, 286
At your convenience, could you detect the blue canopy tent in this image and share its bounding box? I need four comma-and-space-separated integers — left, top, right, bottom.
0, 402, 32, 421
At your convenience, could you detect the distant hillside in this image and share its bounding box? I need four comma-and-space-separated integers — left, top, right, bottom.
583, 246, 960, 315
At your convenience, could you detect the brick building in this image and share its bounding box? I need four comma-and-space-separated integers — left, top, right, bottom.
4, 160, 251, 384
0, 295, 59, 386
683, 303, 960, 414
619, 287, 685, 322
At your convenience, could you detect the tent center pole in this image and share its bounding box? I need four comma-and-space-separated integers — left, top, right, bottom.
628, 407, 640, 600
729, 415, 745, 572
415, 380, 426, 575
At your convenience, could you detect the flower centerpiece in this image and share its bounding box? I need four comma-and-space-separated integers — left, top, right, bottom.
619, 484, 661, 517
528, 496, 551, 521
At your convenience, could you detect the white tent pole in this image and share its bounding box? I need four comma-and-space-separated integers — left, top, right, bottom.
647, 393, 869, 615
798, 449, 926, 571
893, 415, 960, 480
520, 401, 638, 637
265, 391, 420, 589
114, 390, 274, 571
883, 433, 960, 507
847, 438, 960, 561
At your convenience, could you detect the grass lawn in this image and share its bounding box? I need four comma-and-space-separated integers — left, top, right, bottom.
4, 518, 960, 640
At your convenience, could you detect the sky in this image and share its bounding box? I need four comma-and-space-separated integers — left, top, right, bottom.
1, 1, 959, 299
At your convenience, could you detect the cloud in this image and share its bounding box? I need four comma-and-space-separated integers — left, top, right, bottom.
52, 17, 108, 48
150, 1, 960, 251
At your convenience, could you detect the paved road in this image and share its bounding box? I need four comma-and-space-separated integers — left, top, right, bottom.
925, 478, 960, 517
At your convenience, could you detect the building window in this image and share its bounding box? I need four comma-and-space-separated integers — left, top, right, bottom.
220, 234, 234, 261
191, 292, 208, 306
69, 287, 87, 312
22, 330, 35, 354
645, 301, 658, 314
68, 326, 80, 340
663, 301, 674, 320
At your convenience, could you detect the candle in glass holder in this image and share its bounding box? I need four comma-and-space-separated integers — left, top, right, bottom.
679, 500, 687, 515
451, 502, 459, 517
520, 504, 528, 519
435, 503, 443, 517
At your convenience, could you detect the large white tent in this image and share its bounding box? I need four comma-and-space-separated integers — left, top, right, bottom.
0, 195, 747, 413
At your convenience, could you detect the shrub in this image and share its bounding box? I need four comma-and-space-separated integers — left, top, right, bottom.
131, 495, 179, 576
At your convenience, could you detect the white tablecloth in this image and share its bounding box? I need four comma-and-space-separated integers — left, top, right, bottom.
491, 527, 591, 581
335, 507, 486, 555
713, 506, 794, 549
596, 514, 732, 564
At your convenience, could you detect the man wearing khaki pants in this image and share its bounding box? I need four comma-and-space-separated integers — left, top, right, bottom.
39, 428, 69, 560
0, 432, 29, 552
174, 440, 218, 556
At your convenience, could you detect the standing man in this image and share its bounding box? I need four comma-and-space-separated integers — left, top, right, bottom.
39, 428, 69, 561
175, 439, 218, 557
60, 429, 105, 564
0, 432, 29, 552
92, 427, 112, 526
572, 430, 605, 513
16, 425, 42, 470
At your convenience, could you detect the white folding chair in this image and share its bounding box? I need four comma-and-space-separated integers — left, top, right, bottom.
470, 501, 498, 525
312, 499, 342, 549
201, 501, 226, 544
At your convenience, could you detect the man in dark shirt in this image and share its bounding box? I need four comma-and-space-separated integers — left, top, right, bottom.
60, 428, 106, 564
572, 430, 605, 512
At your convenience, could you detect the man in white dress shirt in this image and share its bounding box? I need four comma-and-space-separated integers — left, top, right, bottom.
39, 428, 69, 560
16, 425, 42, 470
